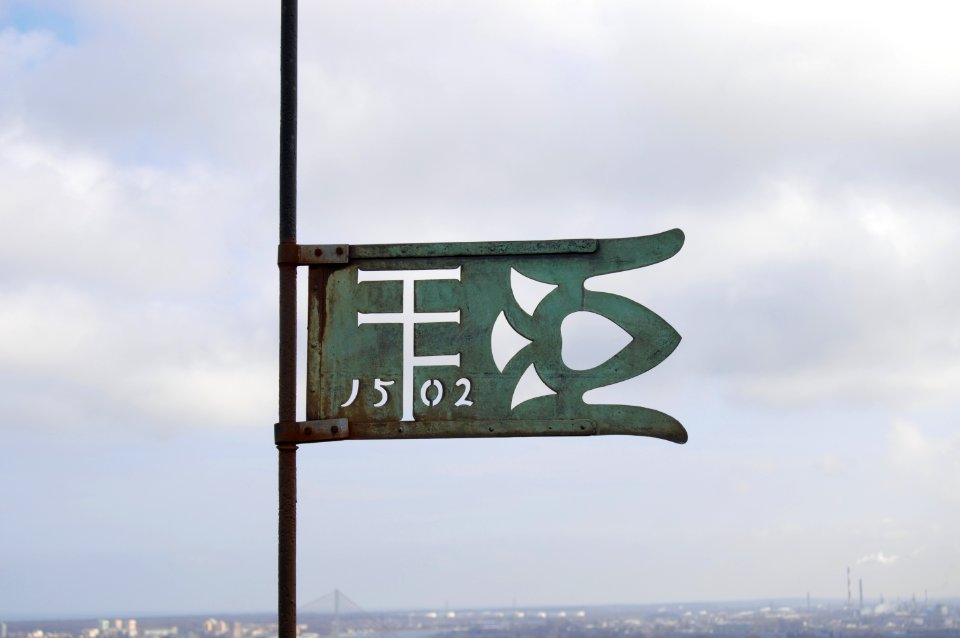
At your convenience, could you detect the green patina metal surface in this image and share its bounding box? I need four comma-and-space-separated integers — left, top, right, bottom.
305, 229, 686, 443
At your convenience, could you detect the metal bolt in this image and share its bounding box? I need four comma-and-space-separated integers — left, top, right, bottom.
335, 246, 344, 255
330, 425, 339, 434
314, 248, 323, 257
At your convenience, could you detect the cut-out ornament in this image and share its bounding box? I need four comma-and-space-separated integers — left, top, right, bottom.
293, 230, 686, 444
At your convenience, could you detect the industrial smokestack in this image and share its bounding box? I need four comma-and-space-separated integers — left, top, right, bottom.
847, 567, 852, 608
859, 578, 864, 611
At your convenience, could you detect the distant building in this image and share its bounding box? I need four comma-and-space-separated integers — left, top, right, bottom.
202, 620, 227, 636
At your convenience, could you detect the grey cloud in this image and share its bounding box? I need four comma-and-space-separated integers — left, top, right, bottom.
6, 2, 277, 169
4, 0, 960, 614
289, 1, 960, 230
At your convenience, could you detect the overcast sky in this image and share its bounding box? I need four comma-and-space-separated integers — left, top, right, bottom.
2, 0, 959, 620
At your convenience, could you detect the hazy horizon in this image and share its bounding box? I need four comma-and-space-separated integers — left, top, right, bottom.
7, 594, 959, 624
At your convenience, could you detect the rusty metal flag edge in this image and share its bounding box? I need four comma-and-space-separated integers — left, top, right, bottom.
276, 409, 687, 445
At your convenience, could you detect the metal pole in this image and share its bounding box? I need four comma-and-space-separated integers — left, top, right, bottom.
278, 0, 298, 636
280, 0, 297, 246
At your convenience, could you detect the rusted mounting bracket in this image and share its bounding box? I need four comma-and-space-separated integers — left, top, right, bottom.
277, 243, 350, 266
275, 418, 349, 444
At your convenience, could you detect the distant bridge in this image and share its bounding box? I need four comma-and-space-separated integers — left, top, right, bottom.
300, 589, 391, 638
300, 588, 365, 615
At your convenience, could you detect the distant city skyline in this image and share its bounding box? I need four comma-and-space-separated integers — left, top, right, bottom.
4, 597, 960, 635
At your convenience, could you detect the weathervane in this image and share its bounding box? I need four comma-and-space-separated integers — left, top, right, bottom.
276, 232, 686, 445
275, 2, 685, 637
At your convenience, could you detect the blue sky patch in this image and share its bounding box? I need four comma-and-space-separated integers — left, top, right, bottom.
1, 2, 79, 44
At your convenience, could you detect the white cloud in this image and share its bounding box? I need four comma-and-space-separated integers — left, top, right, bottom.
0, 283, 274, 431
890, 421, 937, 467
0, 25, 59, 73
0, 124, 276, 432
816, 454, 849, 477
884, 421, 960, 515
857, 552, 899, 566
582, 180, 960, 410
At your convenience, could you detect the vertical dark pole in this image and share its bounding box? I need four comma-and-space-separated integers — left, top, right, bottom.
278, 0, 298, 637
280, 0, 297, 246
